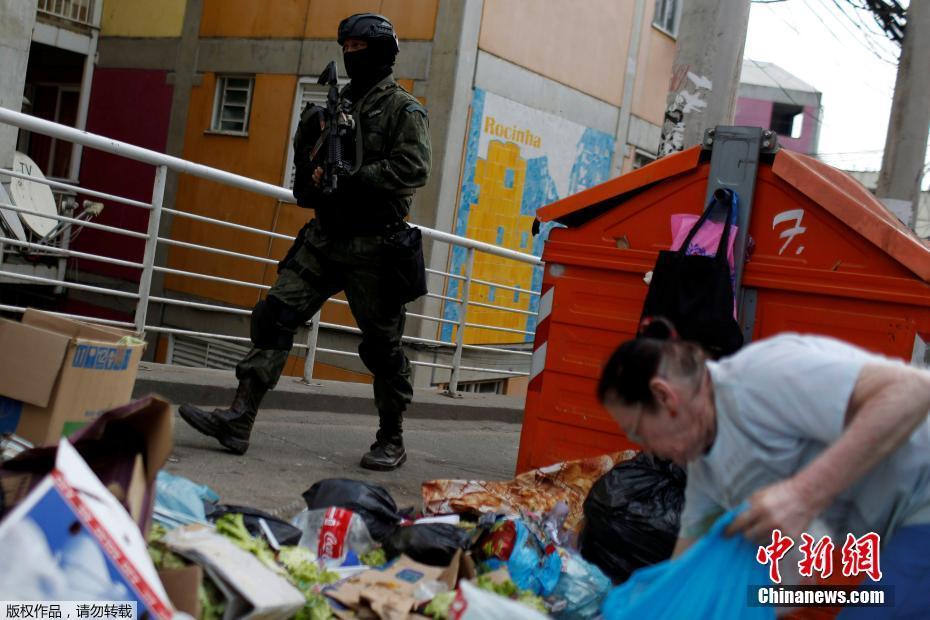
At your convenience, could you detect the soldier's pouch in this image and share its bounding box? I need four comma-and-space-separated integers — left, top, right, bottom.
382, 225, 427, 306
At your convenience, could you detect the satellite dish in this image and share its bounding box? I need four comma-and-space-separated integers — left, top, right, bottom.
10, 151, 58, 238
0, 182, 27, 242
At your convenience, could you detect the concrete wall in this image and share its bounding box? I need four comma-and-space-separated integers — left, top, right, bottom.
102, 0, 186, 37
0, 0, 36, 169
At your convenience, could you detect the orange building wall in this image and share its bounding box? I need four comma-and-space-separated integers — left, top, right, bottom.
199, 0, 439, 40
165, 73, 297, 308
478, 0, 635, 106
631, 13, 678, 127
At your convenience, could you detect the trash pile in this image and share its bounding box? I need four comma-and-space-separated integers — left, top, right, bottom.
0, 310, 693, 620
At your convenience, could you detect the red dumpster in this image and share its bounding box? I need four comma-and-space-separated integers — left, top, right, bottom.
517, 145, 930, 473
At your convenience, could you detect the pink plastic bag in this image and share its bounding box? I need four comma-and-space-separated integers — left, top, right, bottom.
669, 214, 737, 268
670, 214, 739, 319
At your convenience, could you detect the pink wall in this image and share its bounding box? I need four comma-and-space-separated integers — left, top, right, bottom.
75, 69, 173, 281
734, 96, 817, 155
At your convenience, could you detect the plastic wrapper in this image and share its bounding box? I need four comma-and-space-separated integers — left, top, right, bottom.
384, 522, 473, 566
292, 507, 376, 568
301, 478, 400, 542
579, 453, 685, 583
422, 451, 636, 537
601, 509, 772, 620
154, 470, 220, 527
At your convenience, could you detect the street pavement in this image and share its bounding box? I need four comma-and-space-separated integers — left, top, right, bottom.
164, 406, 521, 519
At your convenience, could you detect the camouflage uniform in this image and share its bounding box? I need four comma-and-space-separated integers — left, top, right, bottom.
237, 73, 430, 430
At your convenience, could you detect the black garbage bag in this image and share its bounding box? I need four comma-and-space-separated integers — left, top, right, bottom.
579, 453, 686, 584
206, 503, 303, 547
302, 479, 401, 543
383, 523, 473, 566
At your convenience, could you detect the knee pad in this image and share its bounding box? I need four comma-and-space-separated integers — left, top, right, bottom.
250, 296, 304, 351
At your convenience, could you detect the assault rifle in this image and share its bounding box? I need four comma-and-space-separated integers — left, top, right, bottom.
315, 60, 356, 195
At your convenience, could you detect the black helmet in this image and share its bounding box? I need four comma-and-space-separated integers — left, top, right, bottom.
337, 13, 399, 53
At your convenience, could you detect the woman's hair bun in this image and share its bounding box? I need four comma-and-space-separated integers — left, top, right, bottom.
637, 316, 679, 341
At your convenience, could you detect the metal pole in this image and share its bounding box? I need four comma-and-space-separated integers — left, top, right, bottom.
134, 164, 166, 333
302, 310, 322, 383
445, 247, 474, 397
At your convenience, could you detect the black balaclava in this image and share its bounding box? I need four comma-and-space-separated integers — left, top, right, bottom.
344, 39, 396, 97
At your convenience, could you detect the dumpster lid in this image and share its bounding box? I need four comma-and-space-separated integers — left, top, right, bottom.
537, 146, 703, 227
537, 143, 930, 283
772, 149, 930, 283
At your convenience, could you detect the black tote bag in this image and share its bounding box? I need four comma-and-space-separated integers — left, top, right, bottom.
640, 191, 744, 358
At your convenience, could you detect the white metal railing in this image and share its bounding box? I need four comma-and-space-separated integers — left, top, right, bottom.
0, 108, 541, 394
37, 0, 96, 26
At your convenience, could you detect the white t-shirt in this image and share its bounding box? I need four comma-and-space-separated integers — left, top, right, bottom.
681, 334, 930, 542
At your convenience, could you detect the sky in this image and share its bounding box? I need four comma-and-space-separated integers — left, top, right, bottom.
743, 0, 927, 184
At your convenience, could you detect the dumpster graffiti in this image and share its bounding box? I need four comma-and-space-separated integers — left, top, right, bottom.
772, 209, 808, 255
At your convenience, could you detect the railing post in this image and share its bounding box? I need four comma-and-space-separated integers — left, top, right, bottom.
134, 164, 166, 334
302, 309, 322, 383
445, 247, 475, 397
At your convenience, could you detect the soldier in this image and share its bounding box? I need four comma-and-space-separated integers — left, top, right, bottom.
178, 13, 431, 471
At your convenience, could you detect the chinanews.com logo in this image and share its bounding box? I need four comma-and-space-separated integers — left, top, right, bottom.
750, 530, 893, 608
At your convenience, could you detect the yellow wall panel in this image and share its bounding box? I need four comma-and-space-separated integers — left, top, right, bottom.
479, 0, 634, 105
200, 0, 309, 38
305, 0, 438, 40
102, 0, 186, 37
165, 73, 297, 308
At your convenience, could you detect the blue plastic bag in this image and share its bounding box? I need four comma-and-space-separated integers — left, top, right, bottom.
602, 508, 774, 620
154, 471, 219, 527
507, 520, 562, 596
552, 551, 611, 619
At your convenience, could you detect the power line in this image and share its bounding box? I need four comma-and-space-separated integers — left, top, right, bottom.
811, 0, 898, 65
825, 0, 899, 64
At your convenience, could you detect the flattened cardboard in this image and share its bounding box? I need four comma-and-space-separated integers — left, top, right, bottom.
164, 524, 305, 620
327, 555, 449, 620
0, 309, 145, 445
158, 564, 203, 618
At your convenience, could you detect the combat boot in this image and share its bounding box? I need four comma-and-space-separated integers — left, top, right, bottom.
178, 376, 267, 455
360, 430, 406, 471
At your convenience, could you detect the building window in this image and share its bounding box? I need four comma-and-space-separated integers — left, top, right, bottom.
211, 76, 254, 135
653, 0, 681, 37
770, 103, 804, 139
632, 149, 657, 170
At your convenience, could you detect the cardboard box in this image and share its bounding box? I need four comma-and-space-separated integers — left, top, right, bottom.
0, 396, 173, 534
0, 439, 174, 618
0, 309, 145, 446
